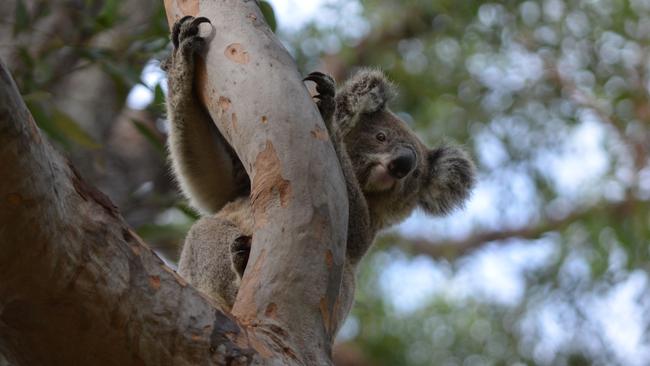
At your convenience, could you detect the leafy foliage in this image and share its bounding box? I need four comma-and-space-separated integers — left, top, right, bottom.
281, 0, 650, 364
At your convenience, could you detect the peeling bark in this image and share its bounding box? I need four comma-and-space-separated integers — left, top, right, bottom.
164, 0, 349, 364
0, 0, 348, 364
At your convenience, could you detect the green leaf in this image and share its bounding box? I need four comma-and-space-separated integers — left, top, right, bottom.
26, 101, 71, 150
95, 0, 120, 30
135, 223, 188, 242
51, 108, 101, 149
259, 1, 277, 32
100, 59, 141, 87
146, 83, 166, 115
130, 118, 165, 155
13, 0, 30, 35
22, 91, 51, 103
175, 202, 200, 220
153, 83, 165, 106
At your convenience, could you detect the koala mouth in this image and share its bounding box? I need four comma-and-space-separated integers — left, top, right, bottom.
364, 164, 396, 192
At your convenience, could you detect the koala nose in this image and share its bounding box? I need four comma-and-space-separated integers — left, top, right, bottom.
387, 146, 416, 179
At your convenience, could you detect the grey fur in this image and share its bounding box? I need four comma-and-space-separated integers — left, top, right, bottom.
165, 17, 249, 215
166, 17, 475, 335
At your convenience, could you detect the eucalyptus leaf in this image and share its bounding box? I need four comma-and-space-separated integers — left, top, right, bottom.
95, 0, 120, 30
51, 108, 101, 149
259, 1, 277, 32
13, 0, 30, 35
130, 118, 165, 155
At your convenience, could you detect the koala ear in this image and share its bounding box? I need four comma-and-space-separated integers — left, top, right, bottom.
419, 145, 476, 216
337, 68, 397, 116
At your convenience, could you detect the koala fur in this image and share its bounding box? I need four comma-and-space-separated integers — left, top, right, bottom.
165, 17, 475, 333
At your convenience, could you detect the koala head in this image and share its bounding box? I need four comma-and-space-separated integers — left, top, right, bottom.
339, 70, 476, 229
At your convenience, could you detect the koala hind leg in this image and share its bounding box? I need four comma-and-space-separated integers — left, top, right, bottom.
178, 215, 244, 310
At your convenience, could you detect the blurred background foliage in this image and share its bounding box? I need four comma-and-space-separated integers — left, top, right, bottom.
1, 0, 650, 365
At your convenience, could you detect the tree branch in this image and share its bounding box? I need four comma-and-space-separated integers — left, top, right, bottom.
1, 0, 351, 362
389, 200, 637, 260
0, 59, 268, 365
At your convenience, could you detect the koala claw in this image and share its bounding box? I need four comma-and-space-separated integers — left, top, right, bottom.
171, 15, 194, 48
171, 16, 211, 53
304, 71, 335, 99
304, 72, 337, 127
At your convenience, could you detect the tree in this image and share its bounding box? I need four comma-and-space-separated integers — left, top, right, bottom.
4, 0, 650, 364
1, 0, 347, 364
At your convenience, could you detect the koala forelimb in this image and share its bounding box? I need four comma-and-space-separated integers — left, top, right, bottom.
165, 16, 248, 215
304, 71, 372, 263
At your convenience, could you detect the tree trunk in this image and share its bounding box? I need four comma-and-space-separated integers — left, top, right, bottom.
0, 59, 253, 365
0, 0, 348, 365
163, 0, 349, 364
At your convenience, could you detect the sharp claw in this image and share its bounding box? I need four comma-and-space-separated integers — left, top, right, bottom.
184, 17, 211, 38
173, 16, 212, 50
179, 15, 195, 23
305, 71, 336, 101
304, 72, 335, 86
190, 16, 212, 28
172, 15, 194, 48
304, 72, 327, 82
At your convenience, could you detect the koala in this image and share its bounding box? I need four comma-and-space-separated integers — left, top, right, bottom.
165, 16, 475, 333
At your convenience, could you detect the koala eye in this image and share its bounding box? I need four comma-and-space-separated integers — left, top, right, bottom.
376, 132, 387, 142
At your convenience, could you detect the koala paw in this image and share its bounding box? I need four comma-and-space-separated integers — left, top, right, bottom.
163, 16, 211, 97
171, 15, 211, 59
304, 71, 335, 98
304, 71, 336, 126
230, 235, 251, 278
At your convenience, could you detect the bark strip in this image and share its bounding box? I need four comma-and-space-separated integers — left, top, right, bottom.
164, 1, 349, 364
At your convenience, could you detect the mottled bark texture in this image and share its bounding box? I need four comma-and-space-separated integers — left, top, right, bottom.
0, 0, 348, 365
163, 0, 349, 364
0, 59, 264, 365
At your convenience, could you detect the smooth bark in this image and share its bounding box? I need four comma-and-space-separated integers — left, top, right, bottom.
163, 1, 349, 364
